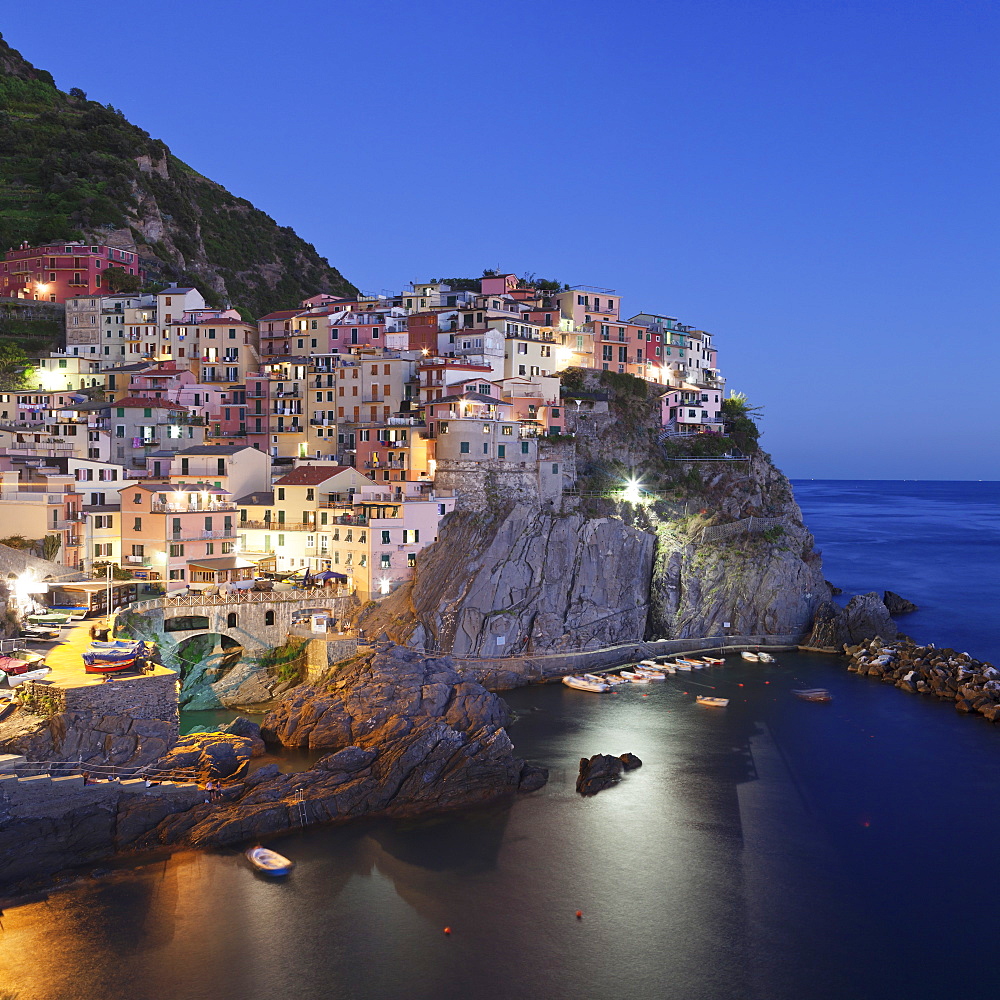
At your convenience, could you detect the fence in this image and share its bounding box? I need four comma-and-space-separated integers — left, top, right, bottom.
701, 516, 786, 542
130, 588, 352, 613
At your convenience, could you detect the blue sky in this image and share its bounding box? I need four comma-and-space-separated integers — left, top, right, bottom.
6, 0, 998, 479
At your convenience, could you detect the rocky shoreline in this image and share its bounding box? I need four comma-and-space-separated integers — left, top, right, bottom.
846, 637, 1000, 719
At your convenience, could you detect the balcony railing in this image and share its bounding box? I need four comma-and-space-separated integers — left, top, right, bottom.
151, 501, 237, 513
169, 529, 236, 541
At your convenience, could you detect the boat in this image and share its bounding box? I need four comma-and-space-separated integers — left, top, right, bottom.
5, 666, 51, 686
793, 688, 833, 702
696, 695, 730, 707
758, 652, 775, 663
639, 660, 661, 668
246, 846, 295, 876
26, 612, 70, 626
635, 667, 666, 681
619, 670, 650, 683
701, 656, 725, 665
741, 652, 760, 662
672, 661, 693, 672
83, 657, 139, 674
675, 658, 707, 669
583, 673, 615, 686
562, 674, 610, 693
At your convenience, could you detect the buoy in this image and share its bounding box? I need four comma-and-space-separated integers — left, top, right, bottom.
443, 927, 451, 935
575, 910, 583, 919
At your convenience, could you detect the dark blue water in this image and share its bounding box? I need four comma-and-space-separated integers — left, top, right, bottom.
793, 479, 1000, 662
2, 481, 998, 1000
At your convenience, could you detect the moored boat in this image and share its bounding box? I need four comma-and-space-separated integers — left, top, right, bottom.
619, 669, 649, 683
741, 652, 760, 662
562, 674, 610, 693
246, 846, 295, 876
793, 688, 833, 702
672, 661, 693, 672
639, 660, 661, 668
675, 658, 707, 669
700, 656, 725, 665
757, 652, 775, 663
635, 667, 666, 681
695, 695, 729, 707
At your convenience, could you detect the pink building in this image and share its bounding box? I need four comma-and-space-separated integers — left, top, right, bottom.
0, 241, 144, 302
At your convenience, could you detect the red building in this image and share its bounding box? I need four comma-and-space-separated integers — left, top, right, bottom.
1, 241, 145, 302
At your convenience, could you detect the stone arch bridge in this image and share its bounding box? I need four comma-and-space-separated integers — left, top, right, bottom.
124, 591, 355, 652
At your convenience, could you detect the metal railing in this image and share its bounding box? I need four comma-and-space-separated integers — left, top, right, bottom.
701, 516, 786, 542
130, 589, 353, 612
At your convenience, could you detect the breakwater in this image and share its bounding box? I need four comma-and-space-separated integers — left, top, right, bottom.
846, 636, 1000, 719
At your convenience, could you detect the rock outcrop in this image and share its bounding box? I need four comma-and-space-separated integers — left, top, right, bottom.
576, 753, 642, 796
805, 592, 899, 648
136, 646, 542, 849
884, 591, 919, 615
153, 732, 258, 781
362, 453, 829, 665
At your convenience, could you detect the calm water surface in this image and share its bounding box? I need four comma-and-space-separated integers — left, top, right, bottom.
2, 481, 998, 1000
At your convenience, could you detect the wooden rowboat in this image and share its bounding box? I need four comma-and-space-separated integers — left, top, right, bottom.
741, 652, 760, 662
793, 688, 833, 702
696, 695, 730, 707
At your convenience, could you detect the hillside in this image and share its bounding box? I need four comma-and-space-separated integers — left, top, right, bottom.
0, 33, 355, 318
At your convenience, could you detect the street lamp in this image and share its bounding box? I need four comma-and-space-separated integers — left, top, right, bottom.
622, 477, 643, 504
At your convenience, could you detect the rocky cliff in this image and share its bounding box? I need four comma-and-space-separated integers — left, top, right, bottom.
363, 447, 830, 662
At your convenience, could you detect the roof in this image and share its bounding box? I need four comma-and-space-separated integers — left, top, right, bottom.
258, 310, 303, 321
431, 392, 500, 405
159, 287, 197, 294
272, 466, 352, 487
173, 445, 257, 457
126, 483, 229, 494
187, 556, 257, 571
114, 397, 189, 411
82, 504, 120, 513
234, 491, 274, 506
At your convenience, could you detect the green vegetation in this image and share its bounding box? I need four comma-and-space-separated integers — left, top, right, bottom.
721, 393, 761, 452
257, 637, 308, 684
0, 33, 355, 322
41, 534, 60, 561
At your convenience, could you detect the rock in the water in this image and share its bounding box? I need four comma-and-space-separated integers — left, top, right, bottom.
883, 591, 919, 615
576, 754, 625, 796
825, 580, 843, 595
518, 763, 549, 792
619, 753, 643, 771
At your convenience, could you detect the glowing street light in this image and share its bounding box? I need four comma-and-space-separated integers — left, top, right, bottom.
621, 478, 644, 504
377, 577, 392, 596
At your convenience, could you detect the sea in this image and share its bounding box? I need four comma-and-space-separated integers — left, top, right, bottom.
1, 480, 998, 1000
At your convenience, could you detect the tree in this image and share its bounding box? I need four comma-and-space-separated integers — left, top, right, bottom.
42, 534, 61, 562
104, 265, 142, 293
0, 535, 33, 551
0, 343, 32, 391
68, 87, 87, 100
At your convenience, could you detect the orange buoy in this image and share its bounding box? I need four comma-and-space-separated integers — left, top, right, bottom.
575, 910, 583, 919
443, 927, 451, 935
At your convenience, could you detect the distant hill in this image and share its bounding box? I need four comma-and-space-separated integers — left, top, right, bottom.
0, 33, 356, 319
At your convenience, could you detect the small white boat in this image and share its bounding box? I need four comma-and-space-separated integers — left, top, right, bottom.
635, 667, 667, 681
696, 695, 729, 708
757, 652, 775, 663
601, 673, 629, 686
658, 662, 677, 675
562, 675, 610, 693
619, 670, 650, 683
4, 666, 52, 686
701, 656, 725, 665
639, 660, 660, 668
676, 658, 707, 669
583, 673, 615, 687
672, 661, 693, 672
741, 652, 760, 662
793, 688, 833, 702
246, 846, 295, 876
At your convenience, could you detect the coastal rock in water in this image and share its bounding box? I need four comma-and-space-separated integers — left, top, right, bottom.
619, 753, 643, 771
842, 593, 899, 644
805, 601, 847, 649
137, 645, 541, 849
576, 754, 626, 795
883, 591, 919, 615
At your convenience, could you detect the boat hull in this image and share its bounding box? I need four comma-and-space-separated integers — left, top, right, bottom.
246, 847, 295, 876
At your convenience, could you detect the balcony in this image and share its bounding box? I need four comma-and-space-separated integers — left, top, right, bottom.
151, 500, 237, 513
169, 529, 236, 541
125, 554, 151, 566
239, 520, 317, 532
310, 418, 335, 426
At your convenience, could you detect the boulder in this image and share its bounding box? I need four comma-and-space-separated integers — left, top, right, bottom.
153, 732, 256, 780
842, 593, 899, 644
576, 754, 625, 796
884, 591, 919, 615
518, 764, 549, 792
619, 753, 643, 771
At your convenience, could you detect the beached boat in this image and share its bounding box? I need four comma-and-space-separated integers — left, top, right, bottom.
83, 657, 139, 674
741, 652, 760, 662
757, 652, 775, 663
696, 695, 729, 707
619, 669, 650, 683
246, 846, 295, 876
26, 612, 70, 626
793, 688, 833, 702
562, 675, 610, 693
5, 666, 51, 686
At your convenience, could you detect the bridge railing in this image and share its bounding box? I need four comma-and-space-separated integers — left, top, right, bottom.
130, 589, 353, 613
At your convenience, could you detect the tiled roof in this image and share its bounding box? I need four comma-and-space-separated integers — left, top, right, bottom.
114, 397, 189, 410
272, 466, 352, 486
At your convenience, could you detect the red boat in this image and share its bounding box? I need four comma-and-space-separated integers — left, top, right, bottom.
83, 656, 139, 674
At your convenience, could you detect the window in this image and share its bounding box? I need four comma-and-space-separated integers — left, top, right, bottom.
277, 488, 285, 500
497, 444, 506, 459
380, 553, 391, 569
265, 610, 275, 626
521, 441, 529, 454
402, 529, 420, 543
133, 517, 141, 531
227, 613, 238, 628
306, 488, 315, 501
552, 463, 559, 474
460, 441, 470, 454
169, 543, 184, 557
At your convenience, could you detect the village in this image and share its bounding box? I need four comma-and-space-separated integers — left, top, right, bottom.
0, 243, 727, 604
